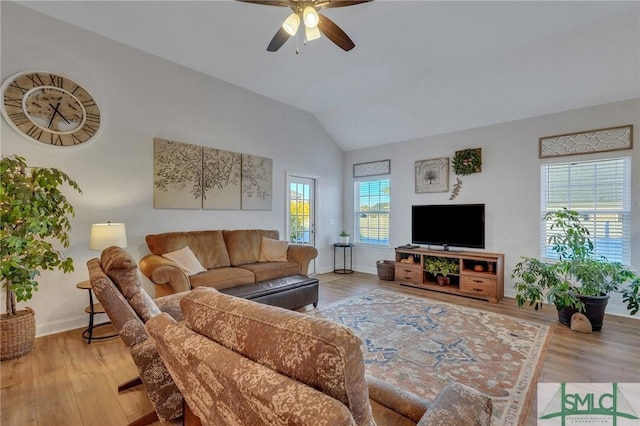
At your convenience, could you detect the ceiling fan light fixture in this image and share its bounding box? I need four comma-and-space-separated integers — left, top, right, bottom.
305, 24, 321, 41
303, 6, 319, 28
282, 12, 300, 36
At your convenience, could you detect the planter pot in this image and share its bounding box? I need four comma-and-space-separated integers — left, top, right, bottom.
338, 236, 350, 245
1, 307, 36, 360
437, 276, 451, 286
557, 294, 610, 331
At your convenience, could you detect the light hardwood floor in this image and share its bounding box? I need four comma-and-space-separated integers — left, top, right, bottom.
2, 272, 638, 426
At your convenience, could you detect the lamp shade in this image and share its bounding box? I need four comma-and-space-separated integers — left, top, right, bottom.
305, 25, 321, 41
282, 12, 300, 36
90, 222, 127, 250
303, 6, 319, 28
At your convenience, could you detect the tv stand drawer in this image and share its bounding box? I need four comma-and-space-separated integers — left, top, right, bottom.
395, 264, 422, 284
460, 276, 497, 297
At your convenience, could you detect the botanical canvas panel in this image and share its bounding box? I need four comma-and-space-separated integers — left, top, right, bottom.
241, 154, 272, 210
153, 138, 202, 209
202, 147, 241, 210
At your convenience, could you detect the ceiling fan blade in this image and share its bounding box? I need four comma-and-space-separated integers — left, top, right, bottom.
236, 0, 291, 6
267, 27, 291, 52
317, 0, 372, 9
318, 14, 355, 51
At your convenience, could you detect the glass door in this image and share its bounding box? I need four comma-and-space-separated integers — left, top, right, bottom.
287, 175, 316, 273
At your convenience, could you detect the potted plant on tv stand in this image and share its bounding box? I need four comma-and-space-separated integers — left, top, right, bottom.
1, 155, 81, 360
424, 257, 460, 286
511, 208, 639, 331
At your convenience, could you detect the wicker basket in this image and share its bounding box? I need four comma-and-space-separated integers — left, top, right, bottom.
376, 260, 396, 281
1, 307, 36, 360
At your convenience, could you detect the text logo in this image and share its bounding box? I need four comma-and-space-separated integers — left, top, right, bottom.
538, 383, 640, 425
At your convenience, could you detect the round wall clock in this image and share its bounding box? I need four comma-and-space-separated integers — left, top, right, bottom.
1, 70, 101, 147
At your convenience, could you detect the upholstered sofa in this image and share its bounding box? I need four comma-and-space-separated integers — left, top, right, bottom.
145, 287, 493, 426
139, 229, 319, 306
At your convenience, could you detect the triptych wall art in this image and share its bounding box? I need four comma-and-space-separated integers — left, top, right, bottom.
153, 138, 272, 210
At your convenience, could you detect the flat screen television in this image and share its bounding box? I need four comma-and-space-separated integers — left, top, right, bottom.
411, 204, 485, 249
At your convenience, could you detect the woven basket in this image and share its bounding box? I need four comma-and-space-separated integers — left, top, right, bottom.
376, 260, 396, 281
1, 307, 36, 360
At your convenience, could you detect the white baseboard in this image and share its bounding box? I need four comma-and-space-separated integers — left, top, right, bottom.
35, 313, 107, 338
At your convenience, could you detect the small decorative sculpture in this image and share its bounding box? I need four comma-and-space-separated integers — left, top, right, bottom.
570, 312, 593, 334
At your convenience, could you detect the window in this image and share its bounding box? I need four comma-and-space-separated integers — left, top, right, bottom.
355, 178, 390, 245
541, 157, 630, 265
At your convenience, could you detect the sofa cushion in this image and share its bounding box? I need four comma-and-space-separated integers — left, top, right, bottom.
100, 246, 161, 322
259, 237, 288, 262
181, 288, 373, 426
237, 262, 300, 282
162, 246, 206, 276
223, 229, 278, 266
146, 230, 231, 270
189, 267, 255, 290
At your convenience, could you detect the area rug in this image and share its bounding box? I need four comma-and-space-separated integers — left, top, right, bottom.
314, 290, 551, 425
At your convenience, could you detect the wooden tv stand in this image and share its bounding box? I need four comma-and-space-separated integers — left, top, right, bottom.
394, 248, 504, 303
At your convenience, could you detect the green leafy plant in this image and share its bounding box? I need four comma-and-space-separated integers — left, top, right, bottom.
1, 155, 82, 316
339, 230, 350, 237
424, 257, 460, 277
512, 208, 640, 315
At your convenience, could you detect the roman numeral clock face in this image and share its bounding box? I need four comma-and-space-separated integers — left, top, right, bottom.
1, 71, 101, 147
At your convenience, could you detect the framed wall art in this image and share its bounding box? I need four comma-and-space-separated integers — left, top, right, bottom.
415, 157, 449, 193
539, 125, 633, 158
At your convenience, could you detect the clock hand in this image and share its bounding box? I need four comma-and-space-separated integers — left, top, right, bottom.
48, 102, 71, 125
48, 102, 61, 129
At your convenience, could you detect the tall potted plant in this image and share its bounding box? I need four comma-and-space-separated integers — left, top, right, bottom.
1, 155, 81, 359
512, 208, 639, 330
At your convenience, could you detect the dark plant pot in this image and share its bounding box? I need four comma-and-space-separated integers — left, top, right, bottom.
557, 294, 610, 331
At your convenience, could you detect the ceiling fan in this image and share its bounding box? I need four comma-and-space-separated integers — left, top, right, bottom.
237, 0, 372, 52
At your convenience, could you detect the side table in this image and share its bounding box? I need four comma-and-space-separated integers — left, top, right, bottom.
333, 243, 354, 274
76, 280, 117, 344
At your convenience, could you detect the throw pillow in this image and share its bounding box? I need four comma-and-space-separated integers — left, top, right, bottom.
162, 246, 206, 276
259, 237, 288, 262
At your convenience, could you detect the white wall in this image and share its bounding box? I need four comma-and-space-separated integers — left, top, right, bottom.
344, 98, 640, 317
1, 3, 344, 336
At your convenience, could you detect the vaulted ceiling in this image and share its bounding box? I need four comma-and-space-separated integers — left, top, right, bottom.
17, 1, 640, 151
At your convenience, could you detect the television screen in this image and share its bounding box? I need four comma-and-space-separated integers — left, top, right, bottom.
411, 204, 485, 249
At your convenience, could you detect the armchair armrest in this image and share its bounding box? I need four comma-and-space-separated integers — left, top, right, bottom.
139, 254, 191, 297
154, 292, 187, 322
366, 375, 430, 423
287, 244, 318, 275
417, 382, 492, 426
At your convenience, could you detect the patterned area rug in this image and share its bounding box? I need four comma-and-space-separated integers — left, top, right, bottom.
314, 290, 551, 425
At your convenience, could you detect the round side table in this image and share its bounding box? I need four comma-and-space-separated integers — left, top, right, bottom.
76, 280, 118, 344
333, 243, 354, 274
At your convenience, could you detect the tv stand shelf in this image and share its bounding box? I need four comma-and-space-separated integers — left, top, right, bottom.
394, 248, 504, 303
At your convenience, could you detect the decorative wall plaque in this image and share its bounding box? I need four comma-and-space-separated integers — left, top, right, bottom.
415, 157, 449, 193
539, 125, 633, 158
353, 159, 391, 177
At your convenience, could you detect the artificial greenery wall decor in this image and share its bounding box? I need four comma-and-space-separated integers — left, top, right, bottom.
449, 148, 482, 200
452, 148, 482, 175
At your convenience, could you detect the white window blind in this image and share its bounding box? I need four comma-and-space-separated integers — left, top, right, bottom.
541, 157, 631, 265
355, 178, 390, 246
